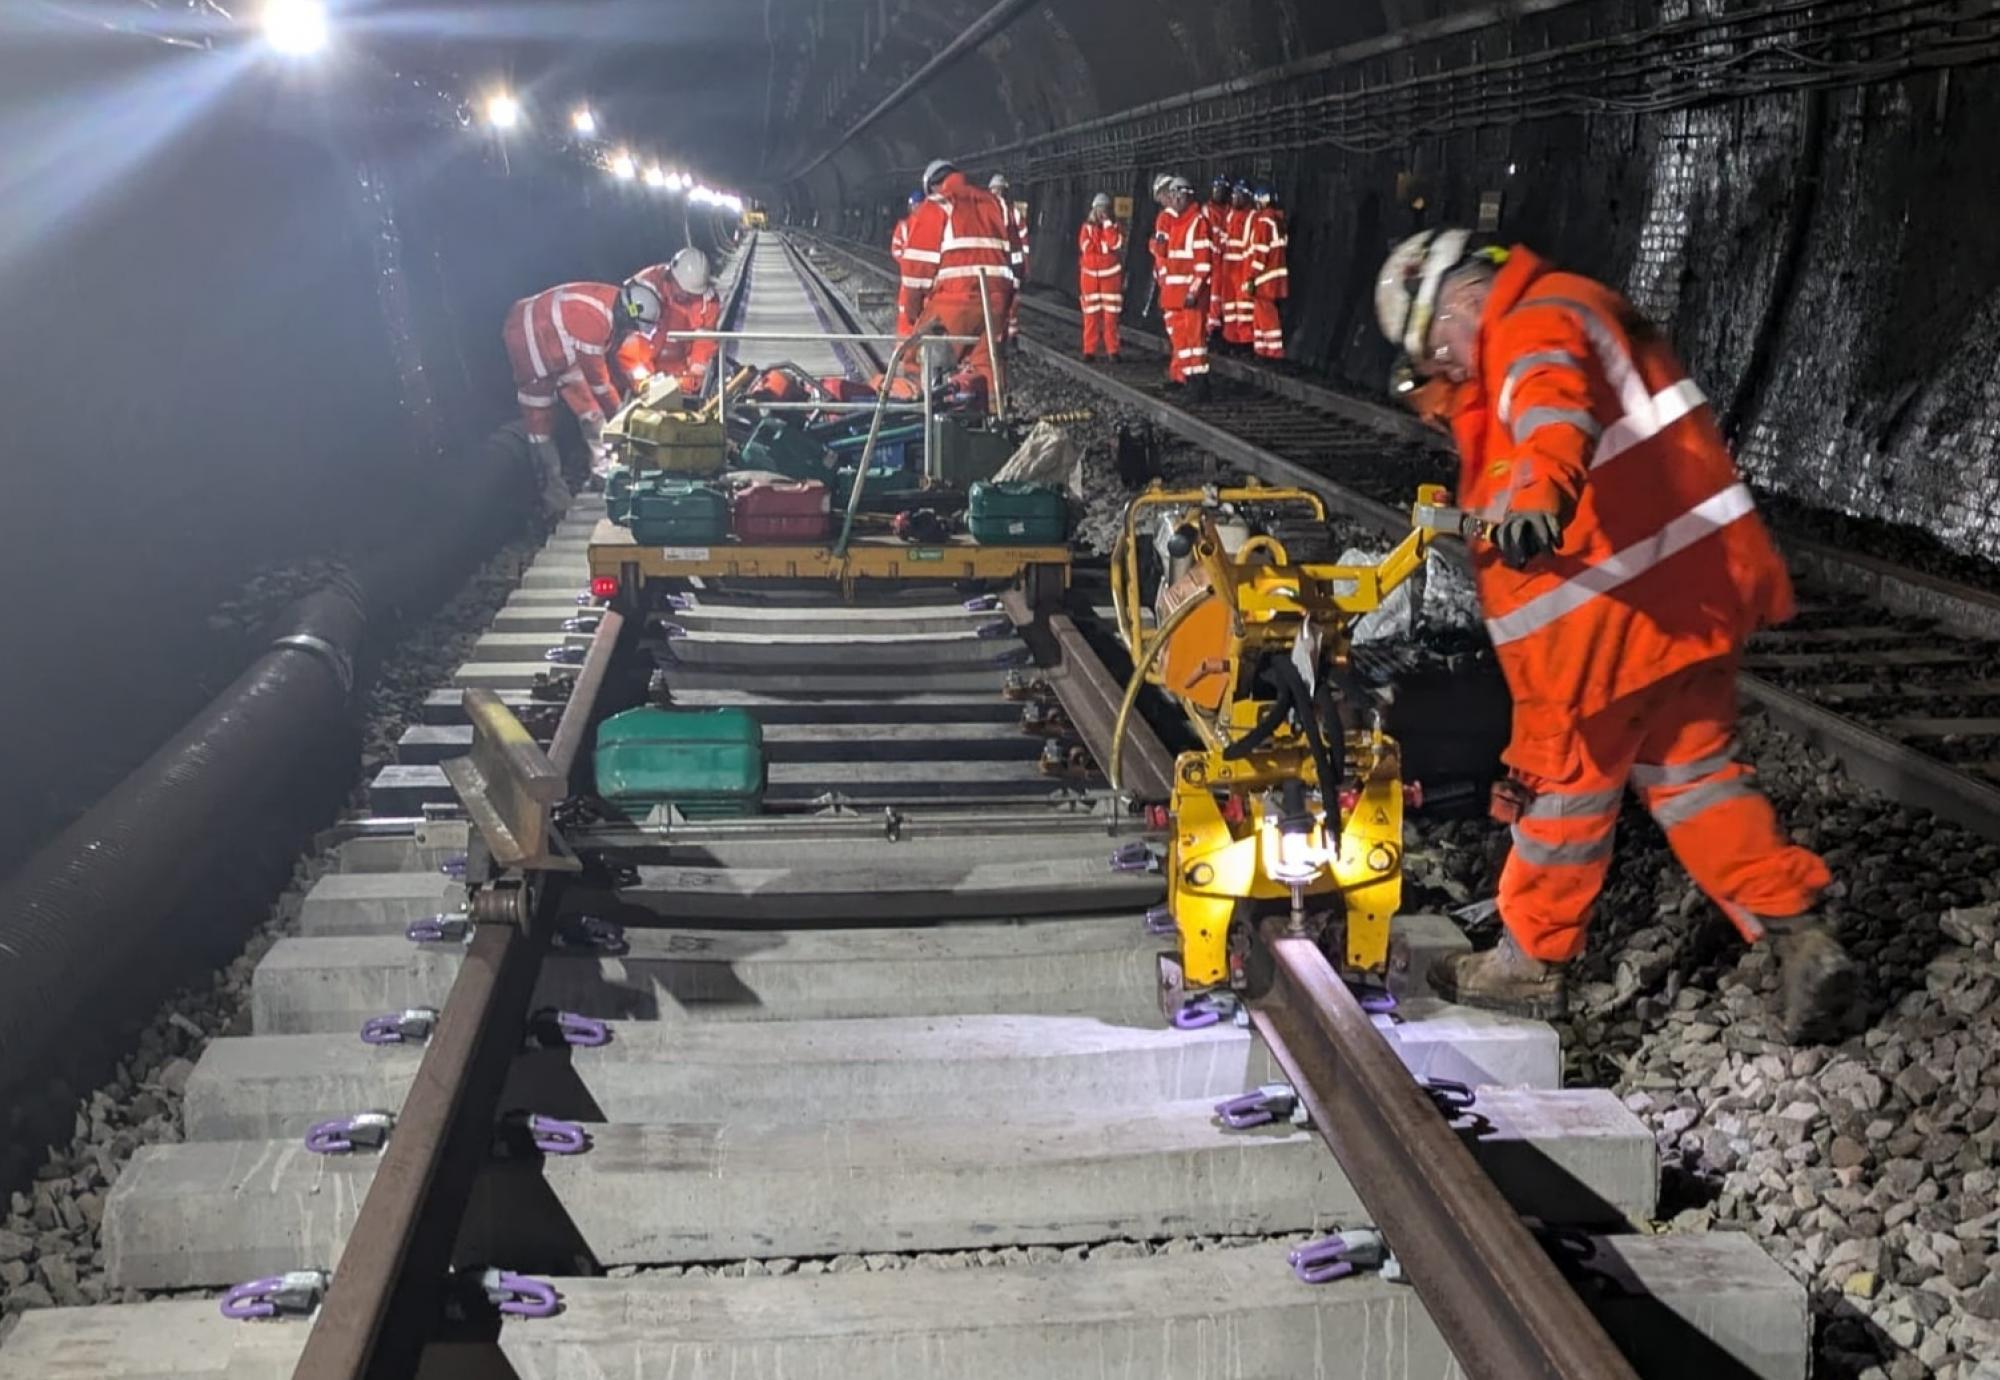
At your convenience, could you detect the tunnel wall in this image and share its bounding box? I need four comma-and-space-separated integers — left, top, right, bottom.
783, 0, 2000, 568
0, 43, 704, 873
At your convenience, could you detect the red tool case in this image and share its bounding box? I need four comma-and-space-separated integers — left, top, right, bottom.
733, 479, 832, 543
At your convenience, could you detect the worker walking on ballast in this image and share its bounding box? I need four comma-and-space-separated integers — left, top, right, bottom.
503, 278, 662, 517
1375, 228, 1852, 1043
1077, 193, 1126, 362
1156, 175, 1213, 400
621, 248, 722, 396
890, 190, 924, 337
897, 158, 1016, 411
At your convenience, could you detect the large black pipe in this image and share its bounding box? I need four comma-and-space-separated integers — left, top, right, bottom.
0, 427, 528, 1142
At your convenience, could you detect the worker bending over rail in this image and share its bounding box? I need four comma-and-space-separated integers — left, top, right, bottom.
1154, 175, 1213, 401
897, 158, 1016, 411
1376, 229, 1853, 1043
620, 249, 722, 396
1077, 193, 1126, 362
503, 278, 661, 517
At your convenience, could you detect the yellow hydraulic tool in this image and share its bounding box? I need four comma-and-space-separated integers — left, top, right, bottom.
1108, 481, 1474, 1020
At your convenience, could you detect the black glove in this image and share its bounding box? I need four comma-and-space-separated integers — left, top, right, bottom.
1494, 509, 1564, 569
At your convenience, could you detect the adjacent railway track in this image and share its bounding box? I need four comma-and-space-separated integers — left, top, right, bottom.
0, 234, 1814, 1380
802, 230, 2000, 845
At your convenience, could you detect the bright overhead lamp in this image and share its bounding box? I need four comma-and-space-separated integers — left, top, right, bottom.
610, 151, 637, 180
486, 93, 521, 130
262, 0, 327, 55
643, 165, 668, 189
572, 107, 597, 136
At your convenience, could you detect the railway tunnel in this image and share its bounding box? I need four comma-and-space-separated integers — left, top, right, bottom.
3, 3, 2000, 1378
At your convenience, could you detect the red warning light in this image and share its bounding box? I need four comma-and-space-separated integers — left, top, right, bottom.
589, 576, 620, 601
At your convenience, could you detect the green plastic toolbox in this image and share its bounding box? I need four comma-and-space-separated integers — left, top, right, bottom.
967, 480, 1068, 545
605, 466, 635, 524
628, 480, 730, 546
738, 417, 832, 480
592, 707, 766, 819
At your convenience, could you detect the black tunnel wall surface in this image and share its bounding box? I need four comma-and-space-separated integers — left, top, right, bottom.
0, 42, 702, 873
780, 0, 2000, 569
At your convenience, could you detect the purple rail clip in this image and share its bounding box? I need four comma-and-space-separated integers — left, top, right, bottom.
561, 615, 602, 634
1425, 1078, 1477, 1116
975, 619, 1014, 640
361, 1008, 440, 1046
523, 1114, 589, 1155
1110, 842, 1158, 874
1142, 905, 1177, 937
220, 1270, 329, 1320
305, 1111, 394, 1155
664, 592, 693, 611
407, 914, 470, 944
479, 1268, 562, 1319
543, 645, 588, 665
555, 914, 628, 955
1288, 1229, 1385, 1284
1174, 993, 1236, 1030
1348, 982, 1397, 1016
962, 594, 1000, 612
530, 1008, 610, 1047
1214, 1083, 1297, 1130
656, 622, 688, 639
438, 854, 468, 879
996, 646, 1034, 668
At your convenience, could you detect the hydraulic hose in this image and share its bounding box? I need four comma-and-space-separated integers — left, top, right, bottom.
1109, 593, 1206, 792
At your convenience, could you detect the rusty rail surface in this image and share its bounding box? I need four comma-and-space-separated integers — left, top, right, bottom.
1250, 919, 1639, 1380
292, 610, 624, 1380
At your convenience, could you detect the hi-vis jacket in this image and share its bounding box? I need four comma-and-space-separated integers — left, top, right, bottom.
1447, 247, 1793, 771
621, 266, 722, 386
1077, 218, 1127, 309
897, 174, 1015, 321
1243, 207, 1289, 300
1155, 205, 1212, 311
504, 282, 623, 413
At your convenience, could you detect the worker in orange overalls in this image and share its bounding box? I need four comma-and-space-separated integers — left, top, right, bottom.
1375, 228, 1850, 1043
1218, 181, 1256, 350
1147, 173, 1174, 313
1156, 175, 1213, 401
1077, 193, 1126, 362
619, 249, 721, 397
897, 158, 1016, 411
890, 191, 923, 337
504, 279, 661, 516
990, 173, 1029, 350
1242, 186, 1289, 360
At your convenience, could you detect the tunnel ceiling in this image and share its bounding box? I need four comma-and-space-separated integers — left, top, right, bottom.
356, 0, 1451, 192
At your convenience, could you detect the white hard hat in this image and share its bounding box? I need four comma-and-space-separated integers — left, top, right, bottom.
1090, 192, 1111, 210
618, 279, 663, 328
988, 173, 1009, 192
1166, 175, 1194, 195
922, 158, 956, 190
1151, 174, 1172, 198
1375, 228, 1475, 361
668, 247, 711, 295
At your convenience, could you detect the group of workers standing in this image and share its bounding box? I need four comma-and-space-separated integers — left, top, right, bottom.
501, 247, 722, 516
884, 163, 1291, 406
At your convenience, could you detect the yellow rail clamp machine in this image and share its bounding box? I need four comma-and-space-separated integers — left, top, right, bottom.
1108, 480, 1476, 1024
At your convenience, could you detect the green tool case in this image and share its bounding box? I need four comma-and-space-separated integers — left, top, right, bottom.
592, 707, 766, 819
966, 480, 1069, 545
738, 417, 832, 480
628, 480, 730, 546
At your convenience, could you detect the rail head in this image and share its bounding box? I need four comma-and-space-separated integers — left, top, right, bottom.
1249, 918, 1640, 1380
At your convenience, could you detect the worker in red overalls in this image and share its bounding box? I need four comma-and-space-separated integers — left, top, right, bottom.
1077, 193, 1126, 362
897, 158, 1016, 411
990, 173, 1029, 351
1217, 181, 1256, 351
503, 279, 661, 516
1376, 228, 1851, 1042
1155, 176, 1213, 401
619, 249, 722, 397
1203, 174, 1232, 341
1242, 187, 1289, 360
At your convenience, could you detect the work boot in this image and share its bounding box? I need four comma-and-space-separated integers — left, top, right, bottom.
1428, 928, 1568, 1019
1765, 914, 1857, 1044
529, 438, 572, 520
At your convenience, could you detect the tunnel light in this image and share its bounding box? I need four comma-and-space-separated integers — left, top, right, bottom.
486, 93, 521, 130
643, 165, 667, 189
609, 151, 637, 181
262, 0, 327, 55
571, 107, 597, 137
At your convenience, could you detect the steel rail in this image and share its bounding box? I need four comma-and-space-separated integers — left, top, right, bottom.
1250, 919, 1639, 1380
291, 610, 624, 1380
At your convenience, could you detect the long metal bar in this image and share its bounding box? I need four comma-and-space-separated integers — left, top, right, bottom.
291, 612, 623, 1380
1250, 920, 1639, 1380
788, 0, 1041, 180
661, 329, 978, 345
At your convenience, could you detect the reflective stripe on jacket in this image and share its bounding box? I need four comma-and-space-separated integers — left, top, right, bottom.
1445, 247, 1793, 775
1156, 206, 1212, 311
506, 281, 622, 408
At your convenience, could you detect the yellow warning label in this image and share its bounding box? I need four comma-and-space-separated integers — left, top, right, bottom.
1113, 196, 1134, 220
